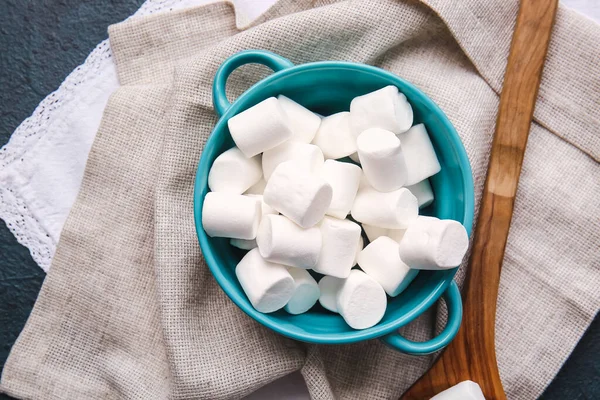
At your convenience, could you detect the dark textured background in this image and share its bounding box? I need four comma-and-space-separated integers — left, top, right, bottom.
0, 1, 597, 399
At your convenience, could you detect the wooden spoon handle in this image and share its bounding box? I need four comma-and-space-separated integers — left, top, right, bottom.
401, 0, 558, 398
461, 0, 559, 388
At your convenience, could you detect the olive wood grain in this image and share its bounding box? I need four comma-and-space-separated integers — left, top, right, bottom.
400, 0, 559, 398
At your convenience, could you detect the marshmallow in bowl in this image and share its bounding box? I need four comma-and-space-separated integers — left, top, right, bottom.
362, 224, 405, 244
350, 85, 413, 137
202, 192, 261, 239
362, 224, 387, 242
263, 161, 332, 228
358, 171, 372, 189
284, 267, 320, 315
311, 112, 357, 159
244, 177, 267, 195
278, 95, 321, 143
354, 235, 364, 266
318, 275, 344, 313
351, 186, 418, 229
349, 152, 361, 164
398, 123, 441, 186
387, 228, 406, 243
230, 238, 257, 250
204, 88, 470, 331
321, 159, 362, 219
357, 236, 418, 297
208, 147, 263, 194
399, 216, 469, 270
430, 381, 486, 400
406, 179, 435, 208
228, 97, 293, 157
235, 248, 295, 313
256, 214, 322, 269
357, 127, 408, 192
336, 269, 387, 329
262, 141, 324, 180
313, 217, 362, 278
245, 194, 278, 216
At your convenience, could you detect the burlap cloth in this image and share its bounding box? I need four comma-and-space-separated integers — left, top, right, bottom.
2, 0, 599, 399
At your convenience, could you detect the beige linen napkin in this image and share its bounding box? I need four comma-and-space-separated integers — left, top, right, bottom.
2, 0, 599, 399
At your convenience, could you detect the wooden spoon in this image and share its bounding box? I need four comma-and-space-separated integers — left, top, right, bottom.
400, 0, 559, 399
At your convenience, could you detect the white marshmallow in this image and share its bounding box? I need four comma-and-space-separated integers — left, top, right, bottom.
387, 228, 406, 243
362, 224, 388, 242
336, 270, 387, 329
354, 235, 364, 266
357, 128, 408, 192
208, 147, 263, 194
351, 186, 418, 229
246, 194, 278, 216
357, 237, 418, 297
399, 216, 469, 270
227, 97, 293, 157
202, 192, 261, 239
256, 214, 322, 269
235, 248, 294, 313
263, 161, 332, 228
278, 95, 321, 143
406, 179, 435, 208
398, 123, 441, 185
349, 152, 361, 164
311, 112, 357, 159
357, 163, 410, 233
321, 160, 362, 219
230, 238, 257, 250
284, 267, 320, 314
262, 141, 324, 181
313, 217, 361, 278
430, 381, 486, 400
358, 172, 371, 189
362, 224, 405, 244
244, 177, 267, 195
318, 275, 344, 313
350, 85, 413, 137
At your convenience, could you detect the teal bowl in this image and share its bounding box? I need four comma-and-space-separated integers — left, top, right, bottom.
194, 50, 474, 354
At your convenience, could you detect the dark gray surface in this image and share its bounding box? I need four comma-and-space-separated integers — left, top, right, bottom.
0, 1, 597, 399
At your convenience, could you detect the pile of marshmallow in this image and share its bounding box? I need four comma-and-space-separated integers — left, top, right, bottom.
202, 86, 469, 330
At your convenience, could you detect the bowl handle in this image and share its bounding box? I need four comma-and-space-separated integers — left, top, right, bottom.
212, 50, 295, 117
380, 280, 462, 355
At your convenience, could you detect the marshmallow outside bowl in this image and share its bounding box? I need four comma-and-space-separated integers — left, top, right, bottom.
194, 50, 474, 354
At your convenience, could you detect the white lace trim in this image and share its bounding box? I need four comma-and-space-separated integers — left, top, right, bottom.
0, 0, 203, 271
